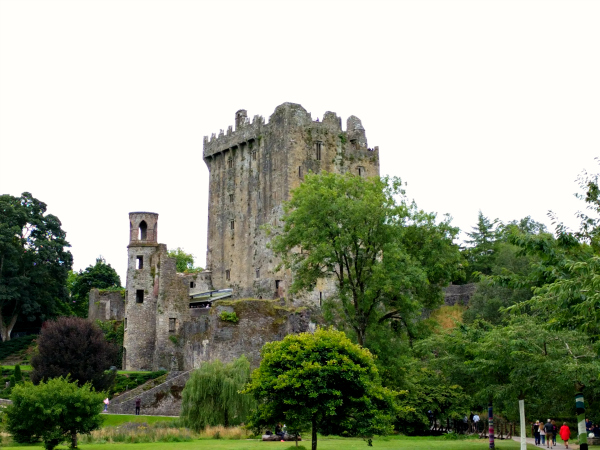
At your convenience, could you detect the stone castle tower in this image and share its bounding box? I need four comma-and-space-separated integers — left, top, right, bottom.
123, 212, 212, 370
203, 102, 380, 301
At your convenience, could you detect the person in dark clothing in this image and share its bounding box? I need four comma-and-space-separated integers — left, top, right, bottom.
275, 423, 285, 440
593, 423, 600, 438
544, 420, 554, 449
135, 398, 141, 415
532, 421, 540, 446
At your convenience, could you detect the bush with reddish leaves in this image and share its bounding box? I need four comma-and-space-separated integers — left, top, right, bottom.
31, 316, 117, 391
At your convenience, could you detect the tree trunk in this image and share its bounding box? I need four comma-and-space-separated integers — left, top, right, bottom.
576, 392, 588, 450
71, 431, 77, 448
312, 417, 318, 450
0, 311, 18, 342
488, 402, 494, 449
519, 399, 526, 450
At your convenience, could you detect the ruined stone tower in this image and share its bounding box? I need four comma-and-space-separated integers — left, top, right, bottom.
124, 212, 160, 370
203, 102, 380, 301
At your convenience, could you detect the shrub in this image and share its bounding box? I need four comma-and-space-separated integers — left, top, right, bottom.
31, 317, 117, 391
6, 377, 104, 450
219, 311, 239, 323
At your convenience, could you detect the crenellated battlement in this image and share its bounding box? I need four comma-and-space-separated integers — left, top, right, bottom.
203, 114, 266, 159
203, 103, 378, 160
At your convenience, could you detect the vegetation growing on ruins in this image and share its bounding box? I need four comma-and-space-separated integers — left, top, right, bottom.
68, 256, 122, 317
219, 311, 239, 323
168, 247, 204, 273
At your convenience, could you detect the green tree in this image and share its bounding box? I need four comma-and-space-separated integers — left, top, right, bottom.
95, 319, 124, 369
180, 355, 254, 430
31, 316, 117, 391
418, 316, 600, 423
270, 173, 461, 346
167, 247, 203, 273
13, 363, 22, 383
6, 377, 104, 449
0, 192, 73, 340
69, 257, 122, 317
244, 327, 399, 450
463, 211, 501, 280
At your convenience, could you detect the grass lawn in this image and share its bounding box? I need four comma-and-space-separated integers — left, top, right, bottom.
1, 364, 32, 371
0, 436, 546, 450
101, 414, 177, 427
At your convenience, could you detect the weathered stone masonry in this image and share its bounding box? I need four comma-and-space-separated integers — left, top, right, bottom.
203, 102, 380, 301
121, 103, 380, 372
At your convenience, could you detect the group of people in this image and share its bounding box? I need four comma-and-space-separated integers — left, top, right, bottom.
586, 418, 600, 437
532, 420, 571, 449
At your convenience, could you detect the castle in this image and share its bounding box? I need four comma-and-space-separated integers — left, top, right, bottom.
103, 103, 380, 371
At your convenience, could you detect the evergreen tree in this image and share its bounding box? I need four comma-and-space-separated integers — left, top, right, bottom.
463, 211, 501, 279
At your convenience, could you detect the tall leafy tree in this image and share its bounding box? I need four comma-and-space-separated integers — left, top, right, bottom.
180, 356, 254, 430
244, 327, 399, 450
167, 247, 203, 273
69, 257, 121, 317
0, 192, 73, 341
270, 173, 461, 346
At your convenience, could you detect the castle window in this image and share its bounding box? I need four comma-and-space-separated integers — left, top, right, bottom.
315, 142, 322, 161
229, 193, 234, 203
169, 318, 177, 332
227, 157, 233, 169
138, 221, 147, 240
226, 269, 231, 281
136, 290, 144, 303
230, 220, 235, 230
350, 139, 358, 149
190, 281, 195, 288
357, 166, 366, 177
298, 166, 303, 178
124, 318, 127, 330
319, 292, 323, 307
136, 255, 143, 270
256, 269, 260, 278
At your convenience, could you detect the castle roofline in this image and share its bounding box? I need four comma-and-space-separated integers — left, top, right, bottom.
129, 211, 159, 215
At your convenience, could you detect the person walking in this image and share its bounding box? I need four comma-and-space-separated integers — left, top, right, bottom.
103, 397, 109, 412
533, 421, 541, 446
543, 419, 554, 449
551, 420, 557, 446
540, 420, 546, 446
559, 422, 571, 449
135, 398, 141, 415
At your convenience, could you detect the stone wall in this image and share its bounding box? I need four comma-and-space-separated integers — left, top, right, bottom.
180, 298, 313, 369
109, 371, 190, 416
443, 283, 477, 306
88, 289, 125, 321
203, 103, 380, 303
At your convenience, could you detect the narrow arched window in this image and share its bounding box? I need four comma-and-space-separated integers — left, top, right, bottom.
139, 221, 147, 240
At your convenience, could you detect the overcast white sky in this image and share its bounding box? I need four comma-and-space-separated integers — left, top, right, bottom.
1, 0, 599, 282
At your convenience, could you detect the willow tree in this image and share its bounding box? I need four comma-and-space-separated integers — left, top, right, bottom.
180, 356, 254, 430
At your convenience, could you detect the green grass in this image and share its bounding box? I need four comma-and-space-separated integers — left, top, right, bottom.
0, 436, 546, 449
101, 414, 177, 427
1, 364, 32, 371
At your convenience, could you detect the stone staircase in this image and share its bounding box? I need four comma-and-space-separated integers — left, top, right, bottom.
108, 371, 190, 416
